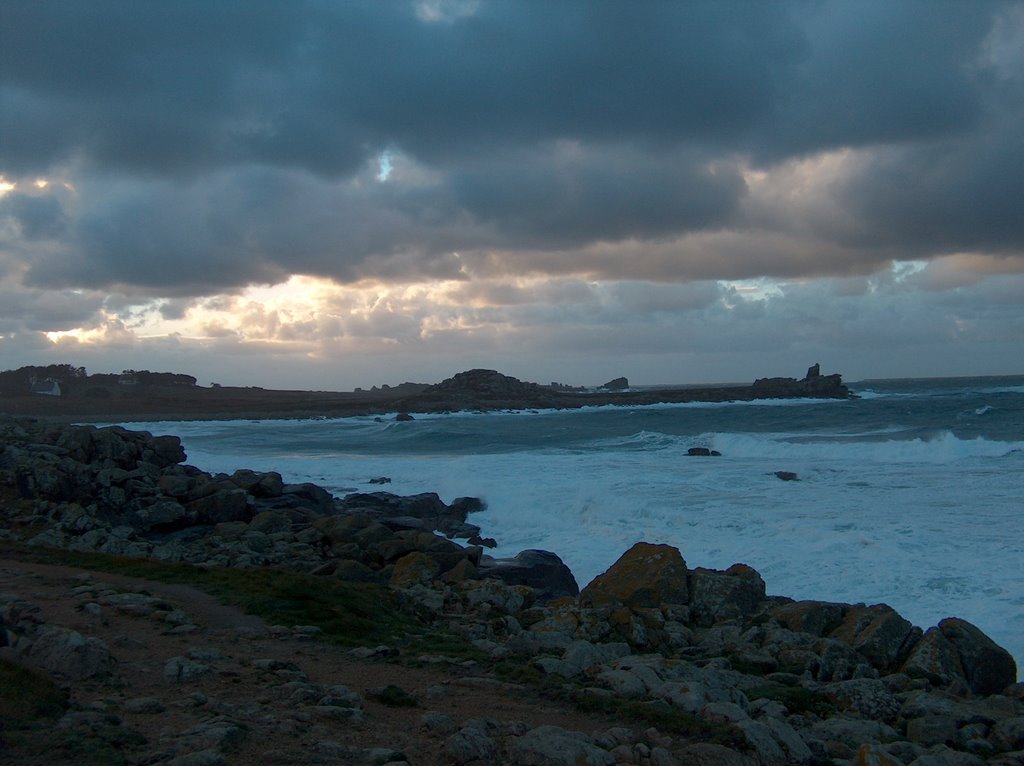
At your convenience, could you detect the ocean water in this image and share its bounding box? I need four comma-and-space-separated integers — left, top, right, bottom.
128, 375, 1024, 677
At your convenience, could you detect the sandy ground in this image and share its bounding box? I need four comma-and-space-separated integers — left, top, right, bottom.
0, 557, 627, 765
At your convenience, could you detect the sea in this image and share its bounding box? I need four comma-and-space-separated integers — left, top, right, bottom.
126, 375, 1024, 677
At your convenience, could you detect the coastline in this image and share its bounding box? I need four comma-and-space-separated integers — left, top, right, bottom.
2, 412, 1022, 764
0, 368, 851, 424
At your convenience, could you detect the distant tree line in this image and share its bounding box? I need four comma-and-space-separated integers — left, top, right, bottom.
0, 364, 196, 397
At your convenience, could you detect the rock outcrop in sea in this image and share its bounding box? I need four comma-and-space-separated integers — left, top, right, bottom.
390, 365, 851, 414
2, 416, 1021, 766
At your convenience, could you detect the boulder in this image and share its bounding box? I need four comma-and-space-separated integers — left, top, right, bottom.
228, 469, 284, 497
938, 617, 1018, 695
900, 627, 968, 689
580, 542, 688, 609
830, 604, 920, 673
601, 377, 629, 390
390, 552, 441, 589
688, 564, 766, 626
507, 725, 615, 766
279, 482, 336, 514
133, 499, 192, 532
822, 678, 901, 722
479, 549, 579, 601
22, 625, 114, 680
770, 600, 848, 637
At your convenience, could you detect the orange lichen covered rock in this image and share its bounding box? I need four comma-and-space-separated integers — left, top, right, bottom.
580, 542, 688, 609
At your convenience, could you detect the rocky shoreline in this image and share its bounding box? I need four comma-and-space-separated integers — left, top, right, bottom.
2, 416, 1022, 766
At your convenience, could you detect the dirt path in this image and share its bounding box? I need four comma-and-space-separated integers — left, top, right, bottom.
0, 558, 623, 765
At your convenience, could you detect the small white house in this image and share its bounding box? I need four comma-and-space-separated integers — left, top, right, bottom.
29, 378, 62, 396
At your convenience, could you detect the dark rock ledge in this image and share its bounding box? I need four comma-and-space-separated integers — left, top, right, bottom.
2, 416, 1021, 766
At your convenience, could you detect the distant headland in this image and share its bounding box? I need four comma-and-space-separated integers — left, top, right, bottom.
0, 363, 850, 422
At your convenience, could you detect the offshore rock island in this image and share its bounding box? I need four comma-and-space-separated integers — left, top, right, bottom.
0, 364, 850, 423
394, 364, 849, 416
1, 414, 1022, 766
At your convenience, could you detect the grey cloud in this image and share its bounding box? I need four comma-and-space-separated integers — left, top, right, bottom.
0, 285, 104, 333
0, 192, 68, 239
3, 1, 1002, 173
0, 0, 1021, 298
447, 144, 744, 248
838, 122, 1024, 255
757, 0, 997, 160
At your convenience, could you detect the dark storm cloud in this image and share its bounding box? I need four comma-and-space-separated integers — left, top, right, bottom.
1, 0, 1021, 295
839, 121, 1024, 254
446, 144, 744, 247
0, 192, 68, 239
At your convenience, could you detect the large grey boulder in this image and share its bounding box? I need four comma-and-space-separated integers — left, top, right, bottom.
22, 625, 114, 680
830, 604, 921, 673
688, 564, 766, 626
901, 627, 969, 689
938, 617, 1018, 696
479, 549, 579, 601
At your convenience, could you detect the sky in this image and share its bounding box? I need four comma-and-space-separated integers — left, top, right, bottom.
2, 1, 1023, 389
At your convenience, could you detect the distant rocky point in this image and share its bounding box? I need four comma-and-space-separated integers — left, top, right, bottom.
393, 365, 850, 414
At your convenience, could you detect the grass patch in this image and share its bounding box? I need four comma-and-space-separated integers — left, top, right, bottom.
0, 543, 466, 652
0, 660, 144, 766
746, 684, 835, 717
491, 658, 550, 687
370, 684, 418, 707
0, 658, 68, 723
398, 630, 489, 663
